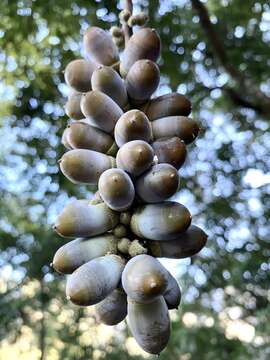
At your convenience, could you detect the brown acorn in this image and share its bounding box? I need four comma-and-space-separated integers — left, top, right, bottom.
163, 272, 181, 310
61, 127, 72, 149
66, 254, 125, 306
59, 149, 115, 185
52, 234, 118, 274
116, 140, 154, 177
65, 91, 84, 120
95, 289, 127, 325
152, 137, 187, 170
125, 60, 160, 104
54, 200, 119, 238
91, 66, 128, 109
64, 59, 97, 93
149, 225, 208, 258
67, 122, 115, 155
130, 202, 191, 241
120, 28, 161, 77
80, 90, 123, 133
141, 93, 191, 120
151, 116, 200, 144
135, 163, 179, 203
98, 168, 135, 211
83, 27, 119, 66
114, 110, 152, 147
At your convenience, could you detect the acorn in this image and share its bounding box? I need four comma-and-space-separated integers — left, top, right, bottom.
122, 254, 169, 303
81, 90, 123, 133
152, 137, 187, 170
125, 60, 160, 104
141, 93, 191, 120
135, 163, 179, 203
52, 234, 118, 274
64, 59, 97, 93
66, 254, 125, 306
61, 127, 72, 149
91, 66, 128, 109
130, 202, 191, 241
95, 288, 127, 325
83, 27, 119, 66
127, 296, 170, 355
54, 200, 119, 238
65, 91, 84, 120
120, 28, 161, 77
98, 168, 135, 211
148, 225, 208, 258
67, 122, 115, 155
59, 149, 115, 185
114, 110, 152, 147
151, 116, 200, 144
163, 272, 181, 310
116, 140, 154, 177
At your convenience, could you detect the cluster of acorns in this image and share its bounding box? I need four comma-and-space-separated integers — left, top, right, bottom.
52, 8, 208, 355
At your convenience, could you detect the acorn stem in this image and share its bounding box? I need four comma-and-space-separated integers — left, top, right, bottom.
123, 0, 133, 45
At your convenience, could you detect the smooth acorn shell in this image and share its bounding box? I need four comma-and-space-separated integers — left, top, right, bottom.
59, 149, 115, 185
95, 289, 127, 325
52, 234, 118, 274
163, 272, 181, 310
67, 122, 115, 154
91, 66, 128, 109
61, 128, 72, 149
81, 90, 123, 133
122, 254, 169, 303
83, 27, 119, 66
64, 59, 97, 93
130, 202, 191, 241
120, 28, 161, 77
98, 168, 135, 211
116, 140, 154, 177
149, 225, 208, 258
127, 296, 170, 355
151, 116, 199, 144
126, 59, 160, 103
152, 137, 187, 170
65, 91, 84, 120
66, 254, 125, 306
135, 163, 179, 203
114, 110, 152, 147
141, 93, 191, 120
54, 200, 119, 238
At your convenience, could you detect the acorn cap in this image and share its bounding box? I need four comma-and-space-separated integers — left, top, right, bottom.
83, 27, 119, 66
59, 148, 115, 185
116, 140, 154, 177
114, 110, 152, 147
64, 59, 97, 93
120, 28, 161, 77
130, 201, 192, 241
148, 224, 208, 258
141, 92, 191, 120
152, 137, 187, 170
151, 116, 200, 144
80, 90, 123, 133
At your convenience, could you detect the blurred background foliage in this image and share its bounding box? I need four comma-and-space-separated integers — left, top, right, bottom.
0, 0, 269, 359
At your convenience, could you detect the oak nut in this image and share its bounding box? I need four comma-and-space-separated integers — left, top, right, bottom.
65, 91, 84, 120
152, 137, 187, 170
114, 110, 152, 147
64, 59, 97, 93
95, 289, 127, 325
